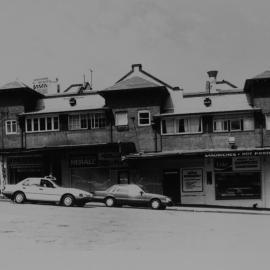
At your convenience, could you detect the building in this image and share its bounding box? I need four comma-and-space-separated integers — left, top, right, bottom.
2, 65, 270, 208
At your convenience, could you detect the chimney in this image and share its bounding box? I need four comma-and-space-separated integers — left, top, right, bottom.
207, 70, 218, 93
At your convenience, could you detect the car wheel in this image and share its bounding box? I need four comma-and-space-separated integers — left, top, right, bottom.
62, 194, 74, 207
14, 192, 25, 204
150, 199, 161, 210
105, 197, 115, 207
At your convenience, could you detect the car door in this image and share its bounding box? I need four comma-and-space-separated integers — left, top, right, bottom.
127, 186, 146, 206
22, 178, 42, 201
112, 186, 129, 204
38, 179, 60, 202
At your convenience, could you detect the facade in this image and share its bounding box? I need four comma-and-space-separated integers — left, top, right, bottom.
1, 65, 270, 208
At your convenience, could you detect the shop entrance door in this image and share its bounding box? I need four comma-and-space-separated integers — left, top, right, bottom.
163, 170, 180, 204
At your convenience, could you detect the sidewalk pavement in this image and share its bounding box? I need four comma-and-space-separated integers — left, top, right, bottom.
1, 197, 270, 215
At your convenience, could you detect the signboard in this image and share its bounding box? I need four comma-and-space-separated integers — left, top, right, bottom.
205, 150, 270, 158
69, 155, 97, 168
33, 77, 59, 95
214, 158, 232, 171
182, 168, 203, 192
33, 77, 49, 94
232, 157, 260, 171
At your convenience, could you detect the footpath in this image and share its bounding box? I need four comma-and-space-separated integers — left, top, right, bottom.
1, 195, 270, 215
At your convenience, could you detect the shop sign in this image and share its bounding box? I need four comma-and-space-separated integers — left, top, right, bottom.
205, 150, 270, 158
69, 155, 97, 168
214, 158, 232, 171
232, 157, 260, 171
182, 168, 203, 192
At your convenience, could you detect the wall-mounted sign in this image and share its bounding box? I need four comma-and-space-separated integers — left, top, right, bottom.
214, 158, 232, 171
204, 97, 212, 107
33, 78, 49, 94
182, 168, 203, 192
69, 155, 97, 168
205, 150, 270, 158
33, 77, 59, 95
69, 98, 77, 106
232, 157, 260, 171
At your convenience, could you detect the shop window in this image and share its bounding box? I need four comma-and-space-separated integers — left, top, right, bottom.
215, 172, 261, 200
115, 111, 128, 126
138, 110, 151, 126
5, 120, 17, 135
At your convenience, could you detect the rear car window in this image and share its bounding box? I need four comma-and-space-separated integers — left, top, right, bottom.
22, 178, 41, 186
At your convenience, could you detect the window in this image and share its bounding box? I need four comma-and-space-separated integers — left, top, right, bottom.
138, 110, 151, 126
68, 113, 106, 130
161, 116, 202, 134
215, 172, 261, 200
213, 116, 254, 132
5, 120, 17, 134
25, 116, 59, 133
266, 115, 270, 130
68, 115, 81, 130
115, 111, 128, 126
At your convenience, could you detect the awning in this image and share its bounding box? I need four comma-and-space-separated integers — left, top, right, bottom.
123, 147, 270, 160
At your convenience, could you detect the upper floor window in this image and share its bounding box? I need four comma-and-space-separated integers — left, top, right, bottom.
266, 115, 270, 130
5, 120, 17, 135
115, 111, 128, 126
213, 116, 254, 132
68, 112, 106, 130
138, 110, 151, 126
162, 116, 202, 135
26, 116, 59, 133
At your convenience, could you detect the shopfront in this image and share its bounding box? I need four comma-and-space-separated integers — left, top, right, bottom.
7, 154, 45, 184
67, 150, 126, 192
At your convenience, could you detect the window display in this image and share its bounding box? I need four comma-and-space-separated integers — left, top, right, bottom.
215, 172, 261, 200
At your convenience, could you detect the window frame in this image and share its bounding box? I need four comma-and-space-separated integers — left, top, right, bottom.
25, 116, 59, 133
115, 111, 128, 127
213, 116, 253, 133
161, 116, 202, 135
5, 120, 18, 135
138, 110, 151, 126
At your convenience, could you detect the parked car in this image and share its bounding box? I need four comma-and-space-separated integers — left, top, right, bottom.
92, 184, 172, 209
2, 177, 93, 207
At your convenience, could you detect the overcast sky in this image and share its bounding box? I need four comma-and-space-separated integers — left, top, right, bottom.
0, 0, 270, 92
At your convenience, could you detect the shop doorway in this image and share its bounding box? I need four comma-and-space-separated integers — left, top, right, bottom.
163, 170, 181, 204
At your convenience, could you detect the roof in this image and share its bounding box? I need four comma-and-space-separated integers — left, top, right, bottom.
21, 93, 105, 116
0, 80, 43, 96
101, 76, 162, 92
252, 71, 270, 79
161, 91, 256, 116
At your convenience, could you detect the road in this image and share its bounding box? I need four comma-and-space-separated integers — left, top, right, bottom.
0, 201, 269, 269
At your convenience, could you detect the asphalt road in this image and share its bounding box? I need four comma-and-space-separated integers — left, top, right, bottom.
0, 201, 270, 270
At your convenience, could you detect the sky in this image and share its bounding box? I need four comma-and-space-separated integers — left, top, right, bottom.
0, 0, 270, 92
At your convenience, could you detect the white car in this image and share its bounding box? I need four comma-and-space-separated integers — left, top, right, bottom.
2, 177, 93, 207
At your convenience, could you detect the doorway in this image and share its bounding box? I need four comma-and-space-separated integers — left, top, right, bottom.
163, 170, 181, 204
